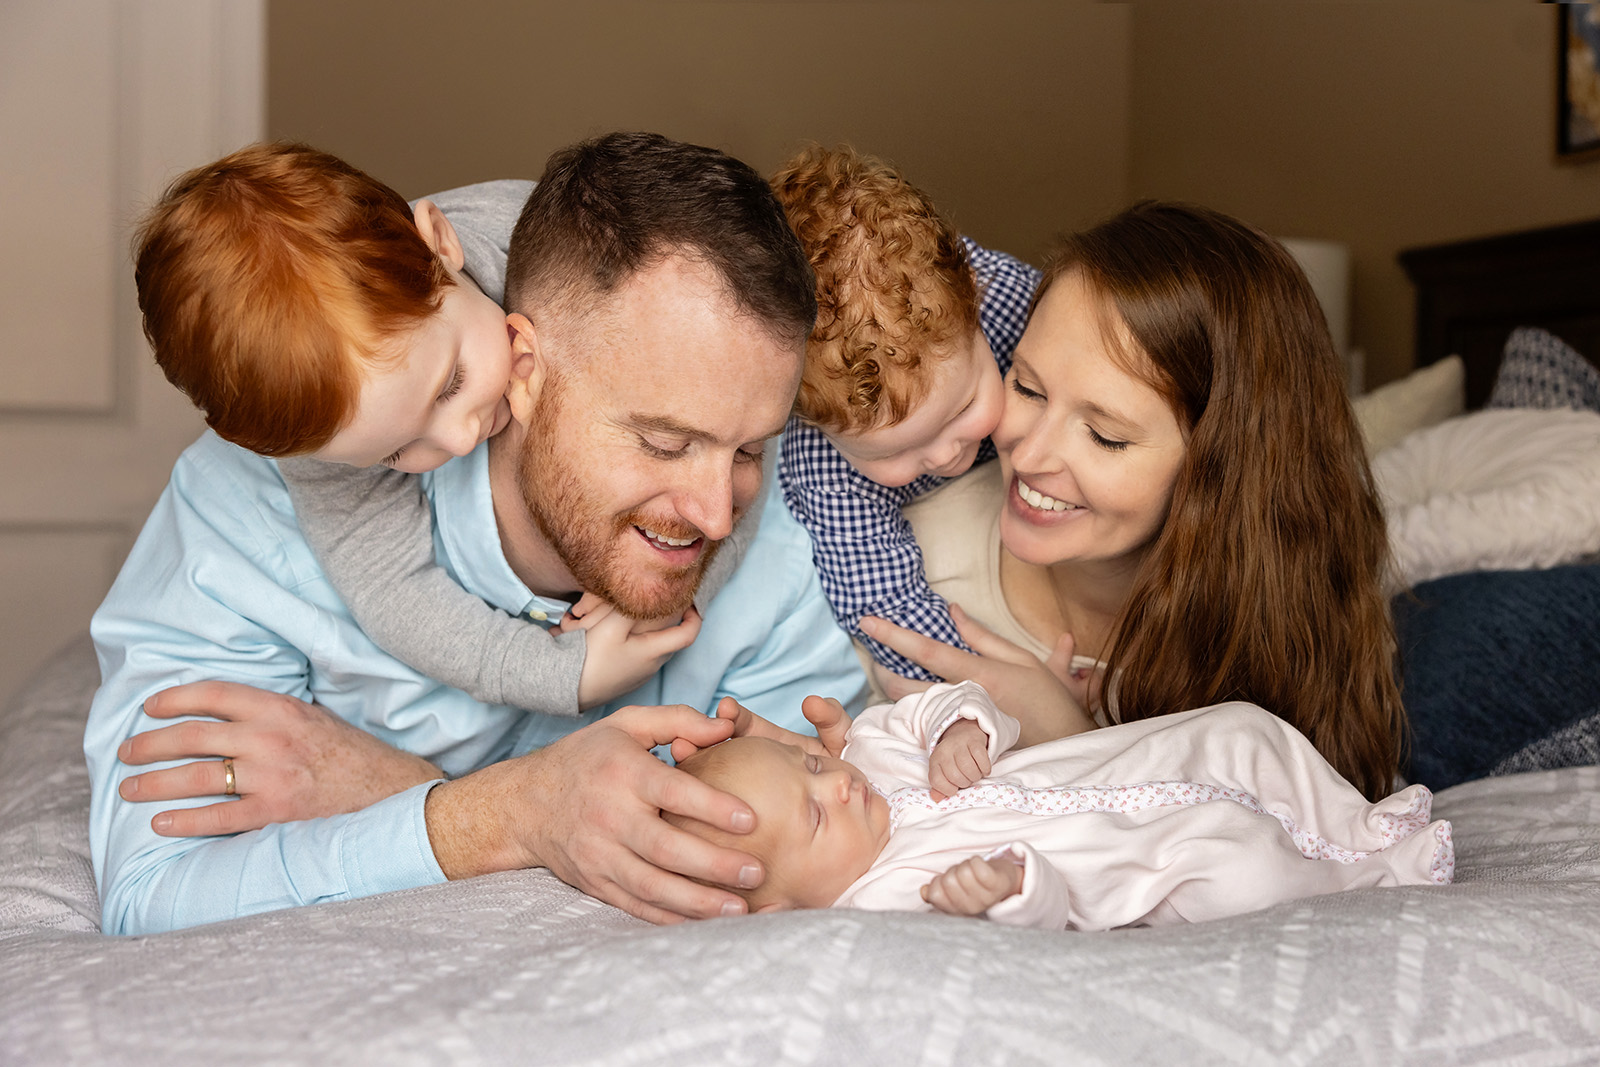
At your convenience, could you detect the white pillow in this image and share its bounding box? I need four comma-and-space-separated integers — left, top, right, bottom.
1353, 356, 1465, 456
1373, 407, 1600, 590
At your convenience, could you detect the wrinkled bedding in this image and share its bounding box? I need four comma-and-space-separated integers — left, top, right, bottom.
5, 640, 1600, 1065
1375, 408, 1600, 590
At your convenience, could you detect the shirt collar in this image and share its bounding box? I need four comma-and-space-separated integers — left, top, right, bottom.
424, 442, 573, 624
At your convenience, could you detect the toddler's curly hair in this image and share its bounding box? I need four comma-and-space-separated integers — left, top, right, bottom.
771, 146, 979, 434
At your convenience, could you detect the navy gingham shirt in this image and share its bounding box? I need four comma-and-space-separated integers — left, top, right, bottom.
779, 238, 1042, 681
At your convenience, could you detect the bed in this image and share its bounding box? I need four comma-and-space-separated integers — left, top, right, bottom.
1398, 216, 1600, 408
5, 222, 1600, 1065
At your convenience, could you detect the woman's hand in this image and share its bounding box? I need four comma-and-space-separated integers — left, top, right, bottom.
117, 681, 443, 837
860, 605, 1095, 746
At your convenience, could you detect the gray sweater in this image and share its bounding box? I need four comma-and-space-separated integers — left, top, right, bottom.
279, 180, 762, 717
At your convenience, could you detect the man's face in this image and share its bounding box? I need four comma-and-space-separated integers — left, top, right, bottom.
517, 254, 802, 619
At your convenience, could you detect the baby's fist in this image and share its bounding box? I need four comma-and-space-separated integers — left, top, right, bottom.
921, 852, 1025, 917
927, 719, 991, 800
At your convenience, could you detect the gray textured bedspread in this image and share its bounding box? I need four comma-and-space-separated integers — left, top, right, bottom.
5, 639, 1599, 1065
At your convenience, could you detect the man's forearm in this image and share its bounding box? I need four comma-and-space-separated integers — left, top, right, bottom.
422, 761, 536, 880
99, 781, 445, 935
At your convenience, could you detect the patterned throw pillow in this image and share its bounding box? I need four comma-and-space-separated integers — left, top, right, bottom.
1487, 326, 1600, 412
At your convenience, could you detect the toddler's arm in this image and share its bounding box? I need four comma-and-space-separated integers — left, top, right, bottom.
779, 425, 969, 682
280, 458, 587, 716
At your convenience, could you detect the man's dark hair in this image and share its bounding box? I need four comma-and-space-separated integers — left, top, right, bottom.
505, 131, 816, 344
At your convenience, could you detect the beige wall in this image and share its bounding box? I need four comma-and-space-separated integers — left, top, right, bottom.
1130, 3, 1600, 386
270, 2, 1600, 387
268, 0, 1130, 267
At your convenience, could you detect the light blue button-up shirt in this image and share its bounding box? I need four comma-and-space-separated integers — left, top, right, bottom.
85, 432, 867, 935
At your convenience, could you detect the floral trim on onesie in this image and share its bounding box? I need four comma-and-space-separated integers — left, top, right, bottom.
884, 780, 1456, 884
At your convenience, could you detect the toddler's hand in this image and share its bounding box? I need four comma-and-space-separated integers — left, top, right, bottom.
554, 592, 606, 634
921, 852, 1025, 917
559, 592, 685, 635
574, 601, 702, 709
927, 718, 991, 801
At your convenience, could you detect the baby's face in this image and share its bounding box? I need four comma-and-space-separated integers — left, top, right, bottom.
718, 737, 892, 910
825, 327, 1003, 487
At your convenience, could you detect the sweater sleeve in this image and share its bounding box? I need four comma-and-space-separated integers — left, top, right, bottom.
415, 179, 533, 306
279, 457, 586, 717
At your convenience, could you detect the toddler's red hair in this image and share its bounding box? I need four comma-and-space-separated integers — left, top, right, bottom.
133, 142, 453, 456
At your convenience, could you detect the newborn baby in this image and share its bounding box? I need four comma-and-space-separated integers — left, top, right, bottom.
672, 682, 1454, 928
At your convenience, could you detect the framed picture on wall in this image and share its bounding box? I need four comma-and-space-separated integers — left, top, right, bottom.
1559, 0, 1600, 159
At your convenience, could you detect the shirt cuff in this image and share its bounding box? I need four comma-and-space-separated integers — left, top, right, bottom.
338, 779, 448, 898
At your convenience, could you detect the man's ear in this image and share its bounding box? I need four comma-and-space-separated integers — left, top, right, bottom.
412, 199, 466, 273
504, 312, 546, 426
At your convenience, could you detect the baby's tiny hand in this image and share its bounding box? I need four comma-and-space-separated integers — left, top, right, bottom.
927, 718, 991, 801
921, 852, 1025, 917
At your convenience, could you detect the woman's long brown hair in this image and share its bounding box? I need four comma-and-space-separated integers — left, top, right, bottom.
1049, 202, 1404, 799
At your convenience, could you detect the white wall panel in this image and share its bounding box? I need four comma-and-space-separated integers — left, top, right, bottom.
0, 0, 264, 705
0, 0, 118, 411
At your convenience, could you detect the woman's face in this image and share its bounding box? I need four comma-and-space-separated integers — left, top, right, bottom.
995, 271, 1188, 571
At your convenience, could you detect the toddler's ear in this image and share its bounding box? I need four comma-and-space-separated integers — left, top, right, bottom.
411, 199, 466, 273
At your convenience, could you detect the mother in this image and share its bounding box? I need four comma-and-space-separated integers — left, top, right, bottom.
863, 202, 1404, 801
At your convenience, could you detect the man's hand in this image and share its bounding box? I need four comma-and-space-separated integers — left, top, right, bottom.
424, 704, 764, 925
561, 596, 703, 709
921, 852, 1025, 917
117, 681, 442, 837
800, 695, 852, 757
860, 604, 1095, 746
927, 718, 992, 801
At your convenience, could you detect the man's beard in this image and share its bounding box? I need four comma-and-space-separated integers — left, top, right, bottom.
516, 375, 725, 620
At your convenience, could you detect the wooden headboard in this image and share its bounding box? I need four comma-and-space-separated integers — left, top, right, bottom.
1399, 218, 1600, 408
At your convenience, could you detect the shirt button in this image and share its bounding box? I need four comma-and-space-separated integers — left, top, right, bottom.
527, 609, 548, 622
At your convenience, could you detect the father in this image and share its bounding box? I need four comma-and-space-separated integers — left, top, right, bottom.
85, 133, 867, 936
